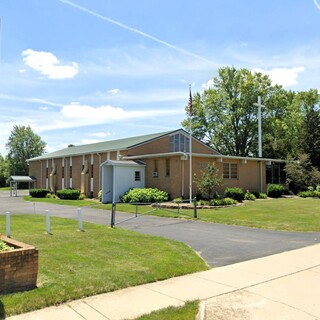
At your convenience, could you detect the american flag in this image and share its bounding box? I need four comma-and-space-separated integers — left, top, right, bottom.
188, 86, 193, 116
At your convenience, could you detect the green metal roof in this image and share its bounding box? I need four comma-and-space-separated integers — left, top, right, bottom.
28, 129, 181, 161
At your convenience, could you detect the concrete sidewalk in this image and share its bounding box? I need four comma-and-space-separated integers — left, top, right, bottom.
6, 244, 320, 320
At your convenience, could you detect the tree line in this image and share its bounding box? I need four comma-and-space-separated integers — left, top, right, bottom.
182, 66, 320, 167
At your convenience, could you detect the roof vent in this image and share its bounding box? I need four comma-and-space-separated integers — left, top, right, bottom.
68, 144, 75, 148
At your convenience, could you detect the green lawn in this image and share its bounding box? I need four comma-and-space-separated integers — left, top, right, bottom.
0, 215, 208, 317
24, 196, 320, 231
135, 301, 199, 320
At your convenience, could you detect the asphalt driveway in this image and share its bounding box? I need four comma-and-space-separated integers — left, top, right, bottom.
1, 190, 319, 267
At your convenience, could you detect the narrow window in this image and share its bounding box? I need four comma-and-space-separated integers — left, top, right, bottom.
46, 167, 48, 179
69, 166, 72, 178
165, 159, 170, 177
135, 171, 141, 181
154, 160, 158, 172
91, 164, 94, 178
62, 166, 65, 179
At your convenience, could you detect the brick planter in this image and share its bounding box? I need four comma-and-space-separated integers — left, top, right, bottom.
0, 235, 38, 294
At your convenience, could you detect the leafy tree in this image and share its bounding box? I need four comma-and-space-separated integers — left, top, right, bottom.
6, 125, 46, 176
299, 89, 320, 168
0, 154, 10, 187
285, 154, 320, 193
183, 66, 284, 157
194, 163, 223, 200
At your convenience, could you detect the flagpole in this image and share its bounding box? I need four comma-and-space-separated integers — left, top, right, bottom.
188, 85, 193, 203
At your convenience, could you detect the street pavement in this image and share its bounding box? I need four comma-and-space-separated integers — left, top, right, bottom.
0, 190, 319, 267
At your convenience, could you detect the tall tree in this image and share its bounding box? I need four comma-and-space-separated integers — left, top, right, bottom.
6, 125, 46, 176
299, 89, 320, 168
0, 154, 10, 187
183, 66, 283, 157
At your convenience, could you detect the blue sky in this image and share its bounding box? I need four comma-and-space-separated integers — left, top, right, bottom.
0, 0, 320, 155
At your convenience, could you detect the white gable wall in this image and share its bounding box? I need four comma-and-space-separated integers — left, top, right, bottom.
101, 162, 145, 203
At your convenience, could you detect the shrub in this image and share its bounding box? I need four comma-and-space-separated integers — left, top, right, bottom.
267, 184, 285, 198
298, 190, 320, 198
0, 239, 14, 252
210, 197, 237, 206
258, 192, 267, 199
98, 190, 102, 202
194, 163, 223, 200
78, 194, 85, 200
173, 197, 183, 204
197, 199, 206, 206
30, 188, 50, 198
244, 192, 256, 201
298, 191, 315, 198
122, 188, 169, 203
224, 187, 244, 202
56, 189, 81, 200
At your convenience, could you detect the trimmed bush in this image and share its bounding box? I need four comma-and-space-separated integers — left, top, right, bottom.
267, 184, 285, 198
122, 188, 169, 203
173, 197, 183, 204
29, 188, 50, 198
258, 192, 267, 199
244, 192, 256, 201
210, 197, 237, 206
298, 190, 320, 198
56, 189, 81, 200
224, 187, 244, 202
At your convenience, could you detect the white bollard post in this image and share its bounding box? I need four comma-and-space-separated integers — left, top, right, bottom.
6, 211, 11, 238
77, 208, 83, 232
45, 210, 51, 234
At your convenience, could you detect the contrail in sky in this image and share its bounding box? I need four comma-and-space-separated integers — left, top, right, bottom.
59, 0, 215, 65
314, 0, 320, 10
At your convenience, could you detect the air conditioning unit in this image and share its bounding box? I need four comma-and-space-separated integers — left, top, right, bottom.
152, 171, 159, 177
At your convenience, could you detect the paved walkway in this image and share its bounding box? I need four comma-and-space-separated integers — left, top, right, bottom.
6, 244, 320, 320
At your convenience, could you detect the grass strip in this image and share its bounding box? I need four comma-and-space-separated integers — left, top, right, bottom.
135, 300, 199, 320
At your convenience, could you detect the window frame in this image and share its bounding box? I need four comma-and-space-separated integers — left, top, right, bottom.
223, 163, 238, 179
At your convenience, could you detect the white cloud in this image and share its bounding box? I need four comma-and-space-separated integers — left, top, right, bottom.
252, 67, 305, 87
90, 132, 111, 138
108, 88, 120, 95
39, 106, 49, 111
60, 103, 183, 124
0, 93, 64, 107
22, 49, 79, 79
202, 79, 214, 90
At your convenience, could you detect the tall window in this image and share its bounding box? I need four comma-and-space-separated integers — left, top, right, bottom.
223, 163, 238, 179
69, 166, 72, 178
165, 159, 170, 177
61, 166, 65, 179
91, 164, 94, 178
170, 133, 190, 152
154, 160, 158, 172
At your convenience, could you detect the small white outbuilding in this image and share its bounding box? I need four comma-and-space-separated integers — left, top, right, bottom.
100, 160, 146, 203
